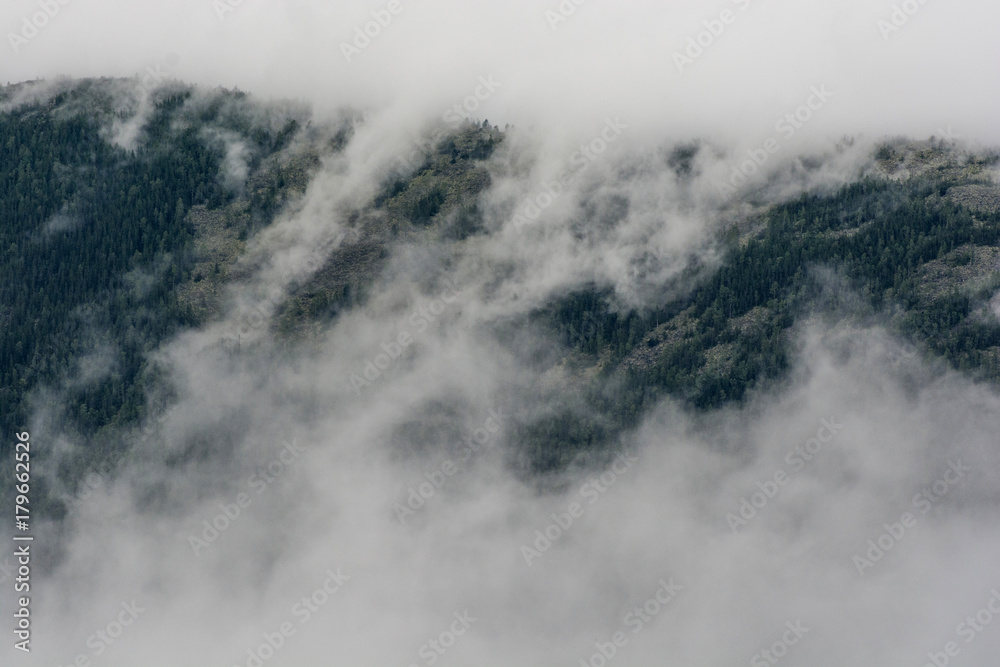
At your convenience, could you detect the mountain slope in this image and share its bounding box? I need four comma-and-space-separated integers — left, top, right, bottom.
2, 78, 999, 500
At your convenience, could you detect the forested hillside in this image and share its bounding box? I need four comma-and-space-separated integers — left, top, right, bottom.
0, 79, 504, 514
2, 78, 1000, 495
516, 143, 1000, 470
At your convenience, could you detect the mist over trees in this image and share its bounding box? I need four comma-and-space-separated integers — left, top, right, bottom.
1, 65, 999, 665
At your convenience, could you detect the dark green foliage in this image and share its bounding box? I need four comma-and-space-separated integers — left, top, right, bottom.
272, 123, 503, 339
3, 79, 999, 484
372, 122, 500, 232
409, 186, 446, 224
0, 81, 314, 510
516, 169, 1000, 470
0, 88, 217, 434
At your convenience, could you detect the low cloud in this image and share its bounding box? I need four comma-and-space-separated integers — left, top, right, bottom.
2, 1, 999, 664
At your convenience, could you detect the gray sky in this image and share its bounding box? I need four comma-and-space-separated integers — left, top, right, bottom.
2, 0, 999, 145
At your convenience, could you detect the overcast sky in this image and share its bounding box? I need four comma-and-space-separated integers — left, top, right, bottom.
2, 0, 999, 146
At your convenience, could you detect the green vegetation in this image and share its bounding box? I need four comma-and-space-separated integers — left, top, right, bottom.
0, 81, 313, 440
2, 78, 999, 485
0, 79, 505, 513
516, 145, 1000, 471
